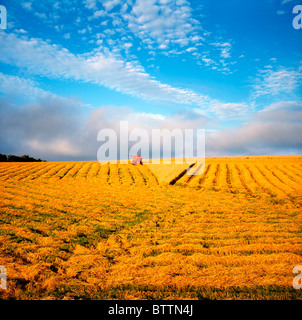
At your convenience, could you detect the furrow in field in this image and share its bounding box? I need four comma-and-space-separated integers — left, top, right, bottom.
36, 163, 67, 179
265, 165, 290, 186
0, 163, 25, 177
171, 162, 197, 186
129, 164, 147, 185
272, 166, 302, 194
0, 188, 88, 224
0, 178, 129, 218
95, 163, 110, 184
0, 180, 109, 213
145, 165, 160, 186
198, 163, 211, 188
0, 163, 20, 175
216, 163, 229, 189
255, 165, 290, 198
75, 162, 94, 179
200, 164, 218, 189
126, 164, 136, 184
225, 164, 233, 189
86, 162, 101, 179
118, 164, 134, 186
117, 165, 124, 184
234, 164, 254, 195
243, 164, 273, 196
212, 164, 221, 187
108, 164, 121, 185
264, 165, 296, 194
23, 163, 58, 180
138, 165, 159, 186
287, 165, 302, 181
183, 163, 205, 188
0, 163, 40, 180
169, 163, 196, 186
59, 163, 83, 179
276, 166, 300, 184
15, 163, 51, 181
55, 163, 76, 180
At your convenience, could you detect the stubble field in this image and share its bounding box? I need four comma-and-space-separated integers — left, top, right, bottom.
0, 156, 302, 300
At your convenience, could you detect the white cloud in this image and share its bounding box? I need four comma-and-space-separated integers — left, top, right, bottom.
193, 101, 249, 120
0, 74, 207, 161
0, 32, 216, 112
26, 139, 82, 157
84, 0, 98, 10
93, 10, 106, 18
201, 57, 215, 66
282, 0, 293, 4
34, 12, 48, 21
23, 0, 233, 74
22, 1, 33, 11
0, 80, 85, 160
212, 102, 249, 120
63, 33, 71, 39
206, 101, 302, 156
252, 66, 302, 99
124, 0, 199, 49
102, 0, 122, 11
16, 29, 28, 34
211, 42, 232, 59
126, 112, 166, 122
2, 73, 299, 159
186, 47, 197, 52
0, 72, 55, 100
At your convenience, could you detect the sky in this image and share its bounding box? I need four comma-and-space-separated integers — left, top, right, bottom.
0, 0, 301, 161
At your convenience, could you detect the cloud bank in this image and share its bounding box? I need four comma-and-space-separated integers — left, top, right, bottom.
206, 101, 302, 156
1, 75, 301, 161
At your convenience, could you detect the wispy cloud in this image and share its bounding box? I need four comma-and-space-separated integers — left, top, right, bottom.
0, 30, 252, 120
277, 10, 286, 15
251, 66, 302, 100
0, 32, 219, 112
281, 0, 293, 4
0, 72, 51, 100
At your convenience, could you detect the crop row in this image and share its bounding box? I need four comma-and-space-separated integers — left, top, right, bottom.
0, 158, 301, 198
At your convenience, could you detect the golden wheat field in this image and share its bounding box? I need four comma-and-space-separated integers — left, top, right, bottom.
0, 156, 302, 300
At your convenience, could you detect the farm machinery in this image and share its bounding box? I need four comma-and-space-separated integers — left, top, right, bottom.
127, 155, 143, 165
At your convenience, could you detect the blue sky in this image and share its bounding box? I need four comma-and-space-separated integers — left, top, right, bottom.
0, 0, 301, 160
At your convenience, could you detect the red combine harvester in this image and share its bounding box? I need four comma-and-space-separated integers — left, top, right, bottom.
127, 155, 143, 165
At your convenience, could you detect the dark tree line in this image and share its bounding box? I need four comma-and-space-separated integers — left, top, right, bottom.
0, 154, 45, 162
